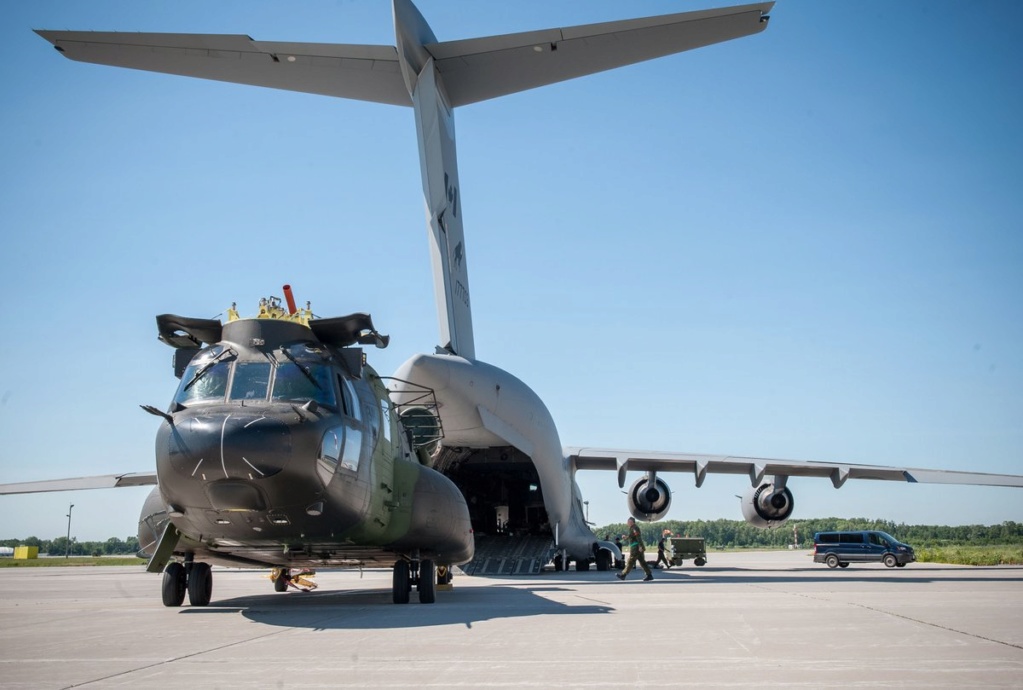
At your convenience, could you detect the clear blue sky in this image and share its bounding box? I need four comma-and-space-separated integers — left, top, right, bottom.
1, 1, 1020, 542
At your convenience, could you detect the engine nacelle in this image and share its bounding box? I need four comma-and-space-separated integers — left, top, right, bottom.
741, 482, 795, 528
627, 474, 672, 522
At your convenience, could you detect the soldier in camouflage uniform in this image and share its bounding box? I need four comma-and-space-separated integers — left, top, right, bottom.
616, 517, 653, 581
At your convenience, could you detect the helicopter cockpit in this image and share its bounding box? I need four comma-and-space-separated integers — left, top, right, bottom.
172, 343, 338, 409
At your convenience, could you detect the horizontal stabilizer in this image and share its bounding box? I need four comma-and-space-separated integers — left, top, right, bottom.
430, 2, 774, 106
35, 30, 411, 105
0, 472, 158, 495
37, 3, 772, 109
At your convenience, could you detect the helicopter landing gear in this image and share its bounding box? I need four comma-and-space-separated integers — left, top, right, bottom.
162, 558, 213, 607
392, 557, 439, 604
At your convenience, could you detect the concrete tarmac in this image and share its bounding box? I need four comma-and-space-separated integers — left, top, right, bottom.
1, 550, 1021, 688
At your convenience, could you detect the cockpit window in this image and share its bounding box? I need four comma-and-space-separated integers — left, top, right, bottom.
272, 363, 336, 406
229, 362, 272, 401
173, 346, 233, 406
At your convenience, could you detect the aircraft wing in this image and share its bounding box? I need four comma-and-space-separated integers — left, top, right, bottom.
34, 31, 411, 106
0, 472, 158, 495
566, 447, 1023, 490
37, 2, 772, 109
429, 2, 774, 106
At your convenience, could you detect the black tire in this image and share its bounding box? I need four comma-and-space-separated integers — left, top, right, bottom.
694, 557, 706, 567
575, 559, 590, 572
418, 559, 436, 604
896, 562, 906, 568
187, 562, 213, 606
883, 554, 898, 568
162, 562, 186, 607
595, 550, 611, 571
437, 565, 452, 585
825, 554, 840, 569
839, 562, 849, 568
273, 570, 289, 592
392, 560, 410, 604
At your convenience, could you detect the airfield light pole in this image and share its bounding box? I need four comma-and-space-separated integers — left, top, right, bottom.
65, 504, 74, 558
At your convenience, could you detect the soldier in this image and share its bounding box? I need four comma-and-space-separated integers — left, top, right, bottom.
616, 517, 653, 581
656, 528, 672, 569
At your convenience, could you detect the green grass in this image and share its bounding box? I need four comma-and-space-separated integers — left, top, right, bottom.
915, 545, 1023, 566
0, 556, 146, 568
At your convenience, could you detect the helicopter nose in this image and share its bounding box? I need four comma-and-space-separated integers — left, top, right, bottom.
164, 412, 292, 481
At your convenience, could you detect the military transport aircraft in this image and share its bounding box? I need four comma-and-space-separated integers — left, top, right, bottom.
3, 1, 1022, 607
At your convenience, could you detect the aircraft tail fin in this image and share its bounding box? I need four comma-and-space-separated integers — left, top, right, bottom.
37, 1, 774, 361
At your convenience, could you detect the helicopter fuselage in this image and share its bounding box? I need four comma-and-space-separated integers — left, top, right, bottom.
140, 314, 474, 570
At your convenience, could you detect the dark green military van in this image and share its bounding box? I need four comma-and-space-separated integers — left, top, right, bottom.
813, 530, 915, 568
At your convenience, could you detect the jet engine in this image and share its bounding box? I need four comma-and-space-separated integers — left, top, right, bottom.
741, 481, 794, 528
627, 473, 672, 522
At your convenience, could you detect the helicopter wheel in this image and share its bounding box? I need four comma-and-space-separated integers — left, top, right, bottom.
392, 560, 410, 604
187, 562, 213, 607
161, 562, 186, 607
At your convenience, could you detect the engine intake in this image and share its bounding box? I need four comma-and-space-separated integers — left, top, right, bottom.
627, 474, 672, 522
741, 481, 794, 528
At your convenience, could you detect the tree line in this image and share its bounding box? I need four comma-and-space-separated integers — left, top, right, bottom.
593, 518, 1023, 550
1, 536, 141, 557
5, 519, 1022, 556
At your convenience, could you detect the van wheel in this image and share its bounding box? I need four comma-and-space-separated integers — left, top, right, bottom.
895, 562, 906, 567
825, 554, 839, 569
883, 554, 898, 568
838, 562, 849, 568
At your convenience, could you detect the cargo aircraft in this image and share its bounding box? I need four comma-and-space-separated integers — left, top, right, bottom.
4, 1, 1022, 607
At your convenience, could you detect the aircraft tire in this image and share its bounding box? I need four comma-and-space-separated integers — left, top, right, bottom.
595, 550, 611, 571
273, 570, 289, 592
187, 562, 213, 606
162, 562, 187, 607
575, 559, 590, 572
393, 560, 410, 604
418, 559, 436, 604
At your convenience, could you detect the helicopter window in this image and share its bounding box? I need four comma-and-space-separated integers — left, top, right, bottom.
380, 399, 392, 443
229, 362, 272, 401
173, 348, 233, 405
342, 379, 362, 422
272, 363, 336, 407
336, 375, 351, 416
341, 424, 362, 472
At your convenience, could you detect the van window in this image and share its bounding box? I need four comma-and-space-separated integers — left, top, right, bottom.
839, 533, 864, 544
869, 533, 891, 547
818, 533, 838, 544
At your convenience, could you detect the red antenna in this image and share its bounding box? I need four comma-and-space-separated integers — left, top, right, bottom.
282, 284, 298, 315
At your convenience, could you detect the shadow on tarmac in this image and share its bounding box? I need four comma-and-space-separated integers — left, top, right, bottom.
181, 582, 612, 630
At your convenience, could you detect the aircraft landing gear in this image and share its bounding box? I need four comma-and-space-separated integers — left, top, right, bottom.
161, 559, 212, 607
392, 557, 438, 604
